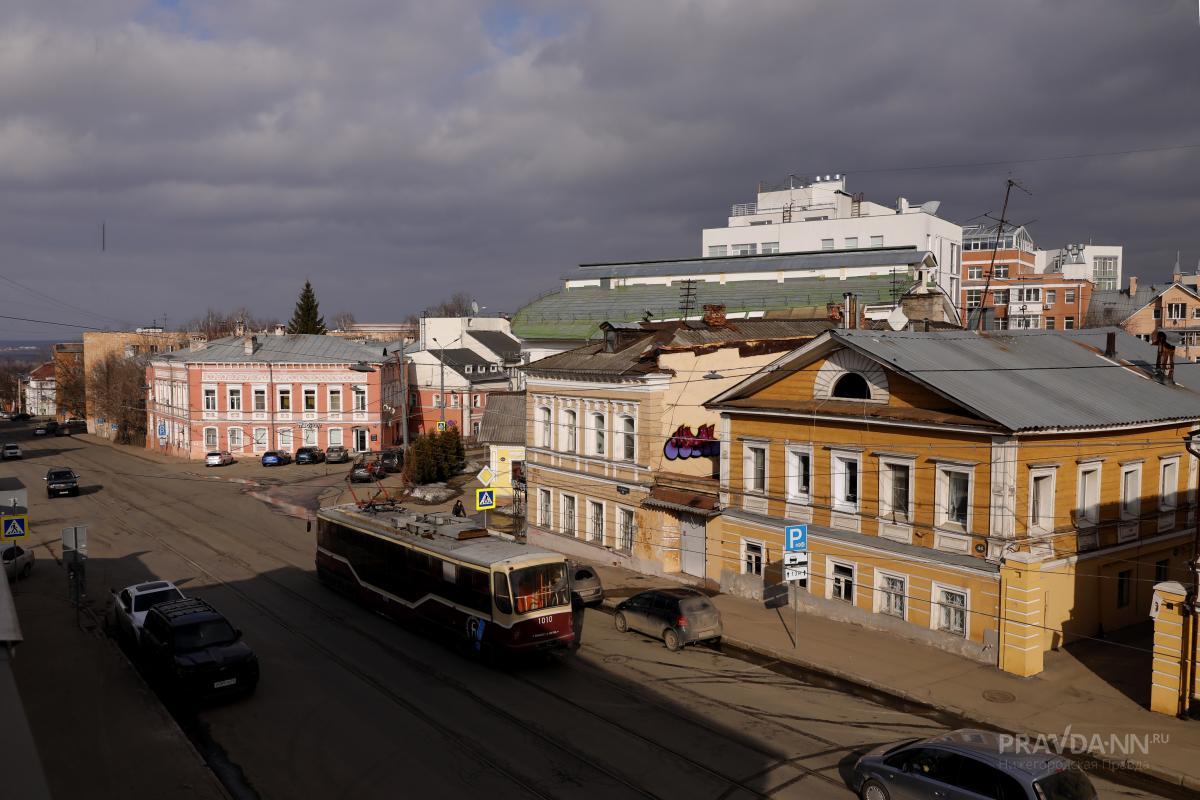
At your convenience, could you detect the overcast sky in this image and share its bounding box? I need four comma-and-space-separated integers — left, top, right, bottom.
1, 0, 1198, 337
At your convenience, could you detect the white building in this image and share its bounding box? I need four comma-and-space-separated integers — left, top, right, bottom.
701, 175, 963, 302
418, 316, 524, 388
1034, 243, 1124, 291
22, 363, 55, 417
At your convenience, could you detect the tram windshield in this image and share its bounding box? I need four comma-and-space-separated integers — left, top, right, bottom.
511, 562, 570, 613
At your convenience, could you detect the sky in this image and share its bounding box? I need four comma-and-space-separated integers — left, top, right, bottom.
1, 0, 1198, 337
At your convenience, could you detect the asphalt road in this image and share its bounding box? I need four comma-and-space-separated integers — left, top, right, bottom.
4, 429, 1173, 800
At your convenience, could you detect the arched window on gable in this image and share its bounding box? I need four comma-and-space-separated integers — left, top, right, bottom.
831, 372, 871, 400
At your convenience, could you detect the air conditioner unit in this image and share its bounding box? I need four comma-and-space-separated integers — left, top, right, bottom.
1044, 303, 1053, 310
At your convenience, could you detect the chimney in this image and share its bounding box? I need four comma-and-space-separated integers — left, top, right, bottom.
188, 335, 207, 352
827, 301, 843, 324
1104, 331, 1117, 358
896, 197, 909, 214
702, 304, 728, 327
234, 319, 246, 338
244, 335, 258, 356
1128, 275, 1138, 296
842, 292, 853, 330
273, 324, 285, 336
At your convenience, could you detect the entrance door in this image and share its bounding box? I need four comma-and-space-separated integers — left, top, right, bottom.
680, 513, 706, 577
353, 428, 368, 452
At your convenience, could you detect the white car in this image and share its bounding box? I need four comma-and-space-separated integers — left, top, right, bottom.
205, 450, 235, 467
2, 544, 33, 581
2, 443, 20, 460
111, 580, 185, 643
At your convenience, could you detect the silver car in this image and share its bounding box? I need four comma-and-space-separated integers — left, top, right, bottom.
111, 580, 186, 644
2, 544, 34, 581
205, 450, 235, 467
852, 729, 1098, 800
570, 563, 604, 605
614, 588, 723, 651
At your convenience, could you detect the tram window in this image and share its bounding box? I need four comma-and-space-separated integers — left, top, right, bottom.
458, 568, 491, 614
493, 572, 513, 615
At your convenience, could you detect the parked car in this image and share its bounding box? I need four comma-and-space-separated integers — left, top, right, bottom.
2, 544, 33, 581
613, 588, 722, 651
380, 449, 403, 473
349, 459, 386, 482
139, 597, 259, 699
44, 467, 80, 497
111, 580, 186, 644
325, 445, 350, 464
53, 423, 71, 436
295, 446, 325, 464
852, 729, 1098, 800
205, 450, 234, 467
11, 412, 30, 422
261, 450, 292, 466
570, 563, 604, 605
2, 443, 20, 460
33, 422, 48, 435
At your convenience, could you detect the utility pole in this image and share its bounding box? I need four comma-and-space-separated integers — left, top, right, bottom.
975, 178, 1031, 331
434, 338, 446, 424
399, 349, 410, 452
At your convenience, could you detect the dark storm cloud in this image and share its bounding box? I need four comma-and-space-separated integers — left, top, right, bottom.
0, 0, 1197, 333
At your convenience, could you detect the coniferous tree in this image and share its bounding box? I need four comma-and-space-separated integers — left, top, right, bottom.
287, 281, 327, 334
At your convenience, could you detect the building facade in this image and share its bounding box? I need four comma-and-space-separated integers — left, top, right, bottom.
83, 328, 192, 435
146, 333, 399, 460
1036, 243, 1124, 292
22, 363, 55, 417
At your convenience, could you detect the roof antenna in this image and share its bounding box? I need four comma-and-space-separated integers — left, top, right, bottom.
974, 178, 1031, 331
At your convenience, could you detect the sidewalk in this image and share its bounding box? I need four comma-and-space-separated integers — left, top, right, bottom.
582, 559, 1200, 793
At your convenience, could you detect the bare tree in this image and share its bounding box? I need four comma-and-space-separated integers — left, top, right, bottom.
331, 311, 357, 331
88, 352, 149, 445
56, 354, 86, 419
422, 292, 474, 318
0, 361, 33, 412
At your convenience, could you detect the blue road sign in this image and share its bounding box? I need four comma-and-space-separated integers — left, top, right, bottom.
785, 524, 808, 552
2, 515, 28, 541
157, 421, 167, 438
475, 488, 496, 511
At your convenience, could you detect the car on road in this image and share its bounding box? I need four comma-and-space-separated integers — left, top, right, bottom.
205, 450, 234, 467
570, 563, 604, 605
380, 449, 403, 473
613, 588, 722, 651
2, 544, 33, 581
139, 597, 259, 699
53, 423, 71, 436
33, 422, 50, 435
2, 443, 21, 460
349, 458, 386, 482
261, 450, 292, 467
111, 580, 186, 644
325, 445, 350, 464
295, 446, 325, 464
44, 467, 80, 497
852, 728, 1098, 800
10, 412, 30, 422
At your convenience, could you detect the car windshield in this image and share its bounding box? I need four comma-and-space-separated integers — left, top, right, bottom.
48, 471, 73, 481
134, 588, 183, 612
207, 452, 221, 458
173, 619, 238, 651
511, 563, 570, 613
1034, 765, 1096, 800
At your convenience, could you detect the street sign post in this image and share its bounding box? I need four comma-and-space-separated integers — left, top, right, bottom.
784, 524, 808, 552
475, 488, 496, 529
783, 551, 809, 567
62, 525, 89, 617
1, 514, 28, 541
785, 565, 809, 582
783, 523, 809, 649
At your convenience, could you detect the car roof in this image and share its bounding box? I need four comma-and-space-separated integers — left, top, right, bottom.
635, 587, 705, 600
46, 467, 73, 474
130, 580, 176, 594
924, 729, 1072, 777
150, 597, 223, 624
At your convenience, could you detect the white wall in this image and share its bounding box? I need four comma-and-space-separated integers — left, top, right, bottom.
419, 317, 512, 350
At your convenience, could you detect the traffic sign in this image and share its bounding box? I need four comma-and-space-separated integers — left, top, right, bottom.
475, 488, 496, 511
1, 515, 28, 541
785, 524, 808, 552
785, 565, 809, 582
436, 421, 447, 432
476, 466, 496, 487
157, 421, 167, 440
783, 551, 809, 567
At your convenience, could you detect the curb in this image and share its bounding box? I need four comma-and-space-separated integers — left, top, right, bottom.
594, 597, 1199, 795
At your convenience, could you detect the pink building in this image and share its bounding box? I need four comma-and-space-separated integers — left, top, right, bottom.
147, 333, 400, 460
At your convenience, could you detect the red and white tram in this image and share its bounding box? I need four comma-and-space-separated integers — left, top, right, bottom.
316, 504, 574, 655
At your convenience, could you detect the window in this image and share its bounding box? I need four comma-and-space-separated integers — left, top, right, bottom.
820, 238, 834, 250
562, 410, 577, 452
1030, 471, 1055, 534
204, 427, 218, 449
464, 365, 473, 374
993, 317, 1008, 330
1064, 316, 1075, 329
303, 387, 317, 412
742, 540, 763, 576
592, 413, 606, 455
450, 393, 460, 408
277, 387, 292, 411
538, 406, 551, 447
1120, 465, 1141, 519
967, 265, 983, 280
879, 573, 905, 618
831, 562, 854, 603
936, 587, 967, 636
938, 467, 971, 530
993, 290, 1009, 305
588, 501, 604, 544
537, 489, 551, 527
1077, 465, 1100, 526
1160, 457, 1179, 510
617, 508, 635, 552
228, 387, 242, 411
353, 386, 367, 411
761, 241, 779, 254
1013, 316, 1040, 330
881, 461, 911, 522
708, 245, 728, 257
490, 364, 499, 372
278, 428, 293, 451
787, 448, 812, 502
253, 427, 268, 450
432, 394, 442, 408
303, 426, 317, 446
621, 415, 635, 461
1093, 256, 1118, 291
1168, 303, 1186, 320
328, 428, 343, 446
994, 264, 1009, 279
1064, 289, 1075, 304
1117, 570, 1131, 608
832, 453, 859, 513
472, 394, 482, 408
1045, 316, 1056, 330
1015, 287, 1041, 303
831, 372, 871, 399
844, 237, 858, 248
745, 445, 767, 492
869, 235, 883, 247
1045, 289, 1056, 305
228, 428, 243, 450
253, 388, 267, 412
732, 243, 757, 256
1153, 308, 1162, 320
329, 387, 342, 413
562, 495, 576, 536
203, 388, 217, 411
965, 289, 982, 308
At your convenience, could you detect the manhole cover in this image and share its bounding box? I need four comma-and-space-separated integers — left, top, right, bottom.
603, 654, 629, 665
983, 690, 1016, 704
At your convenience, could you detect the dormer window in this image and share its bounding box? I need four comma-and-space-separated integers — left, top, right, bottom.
605, 330, 618, 353
464, 365, 473, 374
831, 373, 871, 400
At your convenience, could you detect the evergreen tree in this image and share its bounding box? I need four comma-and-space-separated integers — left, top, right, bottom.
287, 280, 327, 334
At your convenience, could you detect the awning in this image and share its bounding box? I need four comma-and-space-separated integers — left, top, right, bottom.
642, 486, 719, 517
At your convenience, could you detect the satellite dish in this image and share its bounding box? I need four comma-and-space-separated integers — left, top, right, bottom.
887, 306, 909, 332
470, 301, 479, 315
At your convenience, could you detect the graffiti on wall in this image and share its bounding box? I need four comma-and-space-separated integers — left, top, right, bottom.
663, 423, 719, 460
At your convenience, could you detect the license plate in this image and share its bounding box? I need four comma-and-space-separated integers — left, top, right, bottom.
213, 678, 237, 689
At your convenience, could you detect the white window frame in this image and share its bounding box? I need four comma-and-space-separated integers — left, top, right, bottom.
931, 583, 969, 637
302, 426, 318, 447
202, 386, 217, 412
1028, 466, 1057, 536
935, 464, 973, 533
741, 538, 764, 576
1168, 303, 1186, 321
743, 442, 768, 494
616, 506, 635, 553
560, 408, 577, 453
278, 428, 293, 451
965, 289, 982, 308
203, 426, 218, 449
328, 386, 342, 413
228, 427, 243, 451
352, 385, 367, 412
785, 445, 813, 504
828, 559, 855, 604
450, 393, 460, 408
252, 427, 268, 451
277, 386, 292, 412
253, 386, 267, 413
537, 488, 551, 527
432, 393, 442, 408
588, 500, 605, 545
708, 245, 727, 257
1045, 289, 1056, 305
327, 428, 343, 447
560, 493, 577, 537
874, 570, 907, 620
619, 414, 636, 462
227, 386, 242, 411
352, 428, 368, 452
1064, 289, 1075, 304
761, 241, 779, 254
967, 265, 983, 280
844, 236, 858, 248
1160, 456, 1180, 511
537, 406, 552, 448
830, 450, 861, 514
820, 238, 834, 250
1120, 463, 1141, 520
878, 456, 914, 523
591, 412, 606, 456
1076, 463, 1101, 527
869, 235, 884, 247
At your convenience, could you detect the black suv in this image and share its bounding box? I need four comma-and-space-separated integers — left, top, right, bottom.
295, 446, 325, 464
139, 597, 259, 699
45, 467, 79, 497
380, 449, 403, 473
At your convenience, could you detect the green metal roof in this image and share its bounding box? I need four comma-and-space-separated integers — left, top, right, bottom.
512, 275, 904, 341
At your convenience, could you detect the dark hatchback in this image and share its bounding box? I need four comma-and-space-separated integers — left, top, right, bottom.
325, 445, 350, 463
380, 450, 403, 473
614, 588, 722, 651
139, 597, 259, 699
295, 446, 325, 464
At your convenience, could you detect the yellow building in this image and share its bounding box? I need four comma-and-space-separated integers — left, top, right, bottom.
82, 328, 195, 435
706, 327, 1200, 675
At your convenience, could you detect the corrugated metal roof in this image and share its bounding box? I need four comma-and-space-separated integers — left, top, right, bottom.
573, 246, 934, 280
163, 334, 386, 365
1083, 285, 1167, 326
477, 392, 526, 445
837, 328, 1200, 431
433, 347, 511, 384
468, 330, 522, 359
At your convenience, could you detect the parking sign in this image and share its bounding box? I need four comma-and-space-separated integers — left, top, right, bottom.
785, 524, 808, 552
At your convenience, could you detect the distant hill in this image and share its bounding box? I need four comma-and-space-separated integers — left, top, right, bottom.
0, 340, 55, 363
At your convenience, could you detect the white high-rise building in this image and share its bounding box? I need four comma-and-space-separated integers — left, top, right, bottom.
1034, 243, 1123, 291
701, 174, 963, 302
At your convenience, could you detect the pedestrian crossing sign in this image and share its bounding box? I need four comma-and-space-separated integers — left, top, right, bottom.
437, 421, 447, 432
475, 488, 496, 511
2, 515, 28, 541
